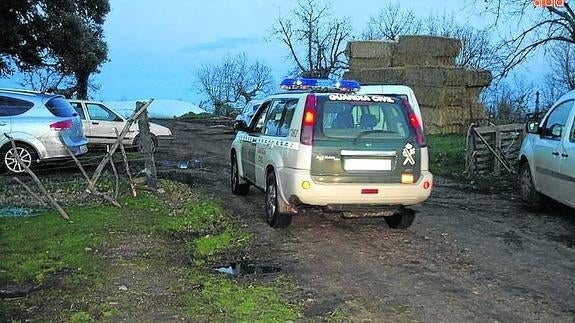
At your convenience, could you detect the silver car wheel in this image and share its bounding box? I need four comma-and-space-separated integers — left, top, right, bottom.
4, 147, 32, 173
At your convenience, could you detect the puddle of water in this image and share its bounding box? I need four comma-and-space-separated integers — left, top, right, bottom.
0, 207, 36, 218
160, 160, 203, 169
214, 262, 281, 277
177, 160, 190, 169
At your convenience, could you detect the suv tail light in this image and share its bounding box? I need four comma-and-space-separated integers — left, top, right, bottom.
50, 119, 73, 131
300, 94, 316, 145
403, 99, 426, 146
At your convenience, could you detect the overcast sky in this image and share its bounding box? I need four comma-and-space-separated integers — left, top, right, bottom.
1, 0, 526, 103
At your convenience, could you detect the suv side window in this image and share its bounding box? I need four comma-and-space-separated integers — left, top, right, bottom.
0, 96, 34, 117
541, 100, 574, 140
87, 103, 121, 122
263, 99, 298, 137
250, 101, 271, 134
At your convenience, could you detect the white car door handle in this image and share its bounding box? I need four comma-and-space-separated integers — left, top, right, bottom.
92, 121, 100, 125
562, 153, 569, 158
552, 151, 560, 156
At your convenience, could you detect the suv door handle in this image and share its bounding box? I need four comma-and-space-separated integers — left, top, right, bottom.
552, 152, 560, 156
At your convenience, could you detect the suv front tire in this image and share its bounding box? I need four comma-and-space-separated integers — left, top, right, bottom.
265, 171, 292, 228
231, 153, 249, 195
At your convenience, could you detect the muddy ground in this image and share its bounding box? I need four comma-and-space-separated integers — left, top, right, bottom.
152, 119, 575, 322
3, 118, 574, 322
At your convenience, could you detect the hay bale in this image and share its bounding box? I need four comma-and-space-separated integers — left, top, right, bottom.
421, 104, 487, 134
345, 67, 491, 88
346, 41, 395, 59
391, 36, 461, 67
348, 58, 392, 71
410, 85, 484, 107
396, 35, 461, 59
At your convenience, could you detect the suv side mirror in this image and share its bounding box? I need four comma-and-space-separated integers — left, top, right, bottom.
526, 121, 539, 134
234, 120, 248, 132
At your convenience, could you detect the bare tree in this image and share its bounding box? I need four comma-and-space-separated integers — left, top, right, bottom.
361, 5, 501, 71
18, 65, 74, 92
476, 0, 575, 76
547, 41, 575, 92
481, 76, 535, 122
271, 0, 352, 78
195, 54, 273, 116
423, 13, 503, 71
361, 3, 422, 40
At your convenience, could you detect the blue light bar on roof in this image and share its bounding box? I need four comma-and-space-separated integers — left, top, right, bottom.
280, 78, 361, 93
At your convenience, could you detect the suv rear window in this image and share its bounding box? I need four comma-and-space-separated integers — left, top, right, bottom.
45, 97, 77, 117
0, 96, 34, 116
314, 95, 411, 140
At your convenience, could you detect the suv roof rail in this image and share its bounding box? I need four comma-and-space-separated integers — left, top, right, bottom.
0, 88, 44, 96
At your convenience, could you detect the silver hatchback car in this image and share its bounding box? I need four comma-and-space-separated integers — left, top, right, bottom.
0, 88, 88, 173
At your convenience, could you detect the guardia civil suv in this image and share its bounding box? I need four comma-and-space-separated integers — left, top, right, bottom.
230, 79, 433, 228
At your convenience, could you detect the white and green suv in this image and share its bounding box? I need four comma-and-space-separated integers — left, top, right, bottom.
230, 79, 433, 228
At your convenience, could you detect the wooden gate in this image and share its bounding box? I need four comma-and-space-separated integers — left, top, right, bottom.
465, 123, 525, 176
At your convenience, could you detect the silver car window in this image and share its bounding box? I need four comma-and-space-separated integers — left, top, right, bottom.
0, 96, 34, 117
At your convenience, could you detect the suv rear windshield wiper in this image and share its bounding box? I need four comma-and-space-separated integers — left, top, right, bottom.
353, 130, 397, 144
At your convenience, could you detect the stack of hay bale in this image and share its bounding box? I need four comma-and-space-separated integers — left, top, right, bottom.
343, 35, 492, 134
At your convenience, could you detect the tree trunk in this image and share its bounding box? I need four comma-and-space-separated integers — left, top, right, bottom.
75, 71, 89, 100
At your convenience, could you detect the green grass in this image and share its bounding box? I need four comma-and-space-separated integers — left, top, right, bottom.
0, 180, 296, 321
426, 134, 466, 178
184, 273, 299, 322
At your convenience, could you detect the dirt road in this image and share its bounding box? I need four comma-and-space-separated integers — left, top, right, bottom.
157, 119, 575, 322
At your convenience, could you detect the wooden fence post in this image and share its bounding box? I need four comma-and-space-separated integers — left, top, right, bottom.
136, 101, 158, 190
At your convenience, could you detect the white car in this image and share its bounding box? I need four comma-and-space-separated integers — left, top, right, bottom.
518, 90, 575, 209
234, 100, 262, 126
230, 78, 433, 228
69, 100, 173, 149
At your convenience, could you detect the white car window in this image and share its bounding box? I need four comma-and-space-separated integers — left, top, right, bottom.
70, 102, 86, 120
87, 103, 121, 122
541, 100, 574, 140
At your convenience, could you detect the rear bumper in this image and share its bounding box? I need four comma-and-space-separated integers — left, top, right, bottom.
37, 135, 88, 160
277, 168, 433, 208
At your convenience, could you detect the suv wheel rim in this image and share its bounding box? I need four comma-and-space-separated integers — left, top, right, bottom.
5, 147, 32, 173
266, 182, 277, 221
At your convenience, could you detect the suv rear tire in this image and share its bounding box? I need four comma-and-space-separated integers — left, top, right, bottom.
1, 143, 36, 174
384, 208, 415, 229
265, 171, 292, 228
231, 154, 249, 195
519, 162, 541, 205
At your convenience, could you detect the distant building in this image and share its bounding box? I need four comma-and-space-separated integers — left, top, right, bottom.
104, 99, 208, 119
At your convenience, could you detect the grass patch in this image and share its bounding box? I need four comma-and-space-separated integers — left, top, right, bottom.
194, 231, 250, 257
183, 273, 299, 322
0, 206, 117, 285
427, 134, 466, 178
0, 180, 295, 321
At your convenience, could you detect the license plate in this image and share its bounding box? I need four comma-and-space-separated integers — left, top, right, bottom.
344, 158, 392, 171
